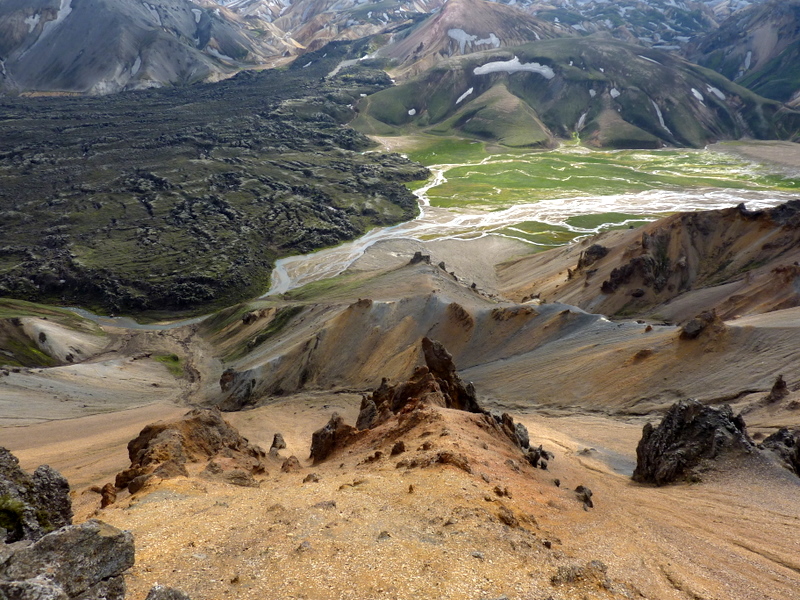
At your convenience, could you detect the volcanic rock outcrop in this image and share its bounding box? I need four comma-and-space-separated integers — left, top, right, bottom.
632, 399, 754, 485
114, 408, 267, 494
759, 428, 800, 476
310, 338, 546, 469
0, 447, 71, 543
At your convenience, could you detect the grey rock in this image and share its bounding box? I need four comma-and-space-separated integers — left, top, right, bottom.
144, 585, 192, 600
0, 520, 134, 599
309, 413, 356, 465
0, 575, 69, 600
575, 485, 594, 509
0, 447, 72, 544
632, 399, 753, 485
270, 433, 286, 451
355, 395, 378, 431
760, 428, 800, 476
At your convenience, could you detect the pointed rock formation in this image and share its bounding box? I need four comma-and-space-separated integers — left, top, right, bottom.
632, 399, 754, 485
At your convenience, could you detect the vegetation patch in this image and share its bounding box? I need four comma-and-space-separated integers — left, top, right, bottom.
154, 354, 184, 378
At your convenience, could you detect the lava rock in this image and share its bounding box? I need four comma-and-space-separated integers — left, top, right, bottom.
632, 399, 754, 485
309, 413, 357, 464
0, 447, 72, 543
759, 428, 800, 476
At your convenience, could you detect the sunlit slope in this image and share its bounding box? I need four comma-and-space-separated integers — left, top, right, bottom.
355, 38, 800, 148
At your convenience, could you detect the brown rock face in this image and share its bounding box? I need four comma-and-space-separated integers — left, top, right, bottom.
115, 408, 267, 492
356, 337, 483, 431
309, 414, 358, 465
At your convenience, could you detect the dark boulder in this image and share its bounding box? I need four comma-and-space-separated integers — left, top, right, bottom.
632, 399, 754, 485
145, 585, 193, 600
763, 375, 789, 404
270, 433, 287, 452
760, 429, 800, 476
309, 413, 357, 464
0, 520, 133, 600
680, 310, 725, 340
0, 447, 72, 543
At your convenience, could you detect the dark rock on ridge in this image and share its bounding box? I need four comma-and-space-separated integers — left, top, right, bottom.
115, 408, 267, 492
356, 337, 484, 432
0, 447, 72, 544
632, 399, 754, 485
309, 413, 358, 465
760, 429, 800, 476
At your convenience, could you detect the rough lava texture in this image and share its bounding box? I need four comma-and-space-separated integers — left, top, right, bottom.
632, 399, 754, 485
0, 447, 72, 543
114, 408, 267, 494
759, 428, 800, 476
0, 449, 142, 600
312, 338, 541, 468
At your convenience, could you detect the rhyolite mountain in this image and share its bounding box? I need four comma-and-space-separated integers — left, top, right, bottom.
0, 0, 767, 96
0, 0, 296, 95
690, 0, 800, 105
354, 36, 800, 148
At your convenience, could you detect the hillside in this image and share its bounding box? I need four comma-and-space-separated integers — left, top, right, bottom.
690, 0, 800, 104
355, 37, 800, 148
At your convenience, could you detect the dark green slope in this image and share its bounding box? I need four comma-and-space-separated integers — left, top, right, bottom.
0, 41, 428, 315
356, 38, 800, 149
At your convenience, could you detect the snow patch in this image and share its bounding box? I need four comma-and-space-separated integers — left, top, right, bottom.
144, 3, 161, 26
132, 56, 142, 76
744, 50, 752, 71
456, 87, 474, 104
448, 29, 501, 54
706, 85, 726, 100
610, 88, 620, 98
408, 108, 416, 116
473, 56, 554, 79
302, 61, 312, 68
207, 47, 235, 62
192, 8, 202, 23
691, 88, 704, 102
39, 0, 74, 41
651, 100, 672, 135
638, 55, 661, 65
589, 89, 596, 98
576, 111, 588, 131
24, 14, 40, 33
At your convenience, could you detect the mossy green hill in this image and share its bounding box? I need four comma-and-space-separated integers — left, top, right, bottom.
354, 37, 800, 149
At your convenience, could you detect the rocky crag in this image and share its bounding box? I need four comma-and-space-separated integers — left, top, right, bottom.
113, 408, 269, 496
1, 447, 188, 600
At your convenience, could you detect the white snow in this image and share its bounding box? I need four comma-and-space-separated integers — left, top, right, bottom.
192, 8, 202, 23
610, 88, 620, 98
651, 100, 672, 134
638, 55, 661, 65
144, 3, 161, 26
456, 87, 474, 104
589, 89, 597, 98
448, 29, 500, 54
408, 108, 417, 116
691, 88, 704, 102
208, 48, 235, 62
576, 111, 588, 130
132, 56, 142, 75
24, 14, 40, 33
599, 67, 604, 73
302, 61, 312, 68
744, 50, 752, 71
706, 85, 726, 100
448, 29, 476, 54
473, 56, 554, 79
39, 0, 74, 41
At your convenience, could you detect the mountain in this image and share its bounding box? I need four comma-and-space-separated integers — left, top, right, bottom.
354, 36, 800, 148
0, 0, 295, 95
378, 0, 574, 80
690, 0, 800, 104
